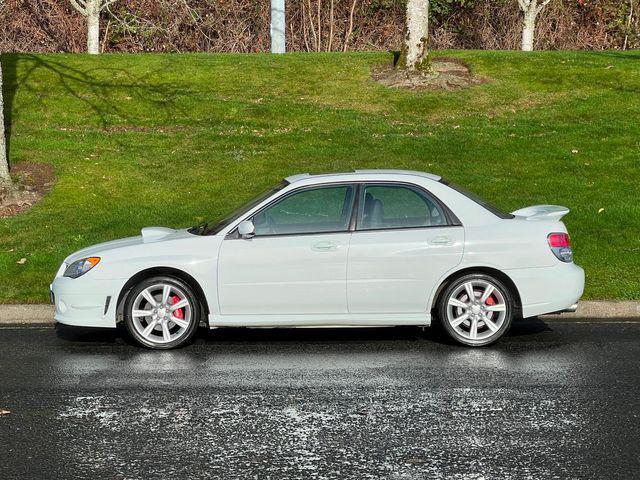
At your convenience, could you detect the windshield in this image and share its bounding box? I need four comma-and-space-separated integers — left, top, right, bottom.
188, 181, 289, 236
440, 179, 514, 219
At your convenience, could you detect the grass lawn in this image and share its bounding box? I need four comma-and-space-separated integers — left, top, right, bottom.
0, 50, 638, 303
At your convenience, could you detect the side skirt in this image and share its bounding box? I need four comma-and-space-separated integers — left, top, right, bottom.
208, 312, 431, 328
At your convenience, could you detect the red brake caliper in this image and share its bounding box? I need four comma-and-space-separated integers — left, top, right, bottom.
171, 296, 184, 320
485, 296, 496, 306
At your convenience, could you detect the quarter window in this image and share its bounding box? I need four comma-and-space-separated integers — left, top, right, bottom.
253, 185, 355, 236
357, 185, 448, 230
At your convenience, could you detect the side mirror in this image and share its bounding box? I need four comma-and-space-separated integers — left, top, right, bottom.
237, 219, 255, 239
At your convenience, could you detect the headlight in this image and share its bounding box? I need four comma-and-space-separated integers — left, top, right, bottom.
63, 257, 101, 278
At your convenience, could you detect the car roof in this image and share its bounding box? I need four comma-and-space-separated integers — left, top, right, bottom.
284, 169, 441, 184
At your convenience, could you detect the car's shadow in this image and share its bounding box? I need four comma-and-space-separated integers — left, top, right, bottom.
54, 316, 553, 349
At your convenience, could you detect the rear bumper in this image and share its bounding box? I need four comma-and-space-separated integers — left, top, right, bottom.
50, 276, 122, 328
506, 262, 585, 318
558, 303, 579, 313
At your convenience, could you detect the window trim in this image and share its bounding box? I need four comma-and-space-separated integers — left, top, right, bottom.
227, 182, 358, 239
226, 180, 462, 239
354, 182, 462, 233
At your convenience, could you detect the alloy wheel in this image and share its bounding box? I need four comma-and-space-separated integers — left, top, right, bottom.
130, 283, 193, 345
445, 279, 507, 342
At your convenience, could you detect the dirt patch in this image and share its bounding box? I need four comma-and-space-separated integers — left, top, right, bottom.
372, 58, 486, 91
0, 162, 55, 218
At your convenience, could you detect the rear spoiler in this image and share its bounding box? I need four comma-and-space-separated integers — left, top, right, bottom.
511, 205, 569, 221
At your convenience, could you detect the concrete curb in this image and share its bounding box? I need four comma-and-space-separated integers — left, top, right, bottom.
542, 300, 640, 320
0, 301, 638, 326
0, 305, 55, 325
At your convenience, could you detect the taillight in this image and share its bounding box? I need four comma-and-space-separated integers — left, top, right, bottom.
548, 233, 573, 262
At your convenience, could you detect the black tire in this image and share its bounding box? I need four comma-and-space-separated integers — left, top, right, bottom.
123, 276, 200, 350
437, 273, 514, 347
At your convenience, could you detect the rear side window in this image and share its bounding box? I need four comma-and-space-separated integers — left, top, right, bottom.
357, 184, 448, 231
440, 179, 514, 219
253, 185, 355, 236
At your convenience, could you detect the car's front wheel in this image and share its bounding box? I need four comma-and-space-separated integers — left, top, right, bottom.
124, 276, 200, 349
438, 273, 514, 347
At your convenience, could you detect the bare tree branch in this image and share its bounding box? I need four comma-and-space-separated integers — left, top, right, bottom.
623, 0, 635, 50
328, 0, 334, 51
101, 0, 119, 10
316, 0, 322, 52
307, 0, 318, 51
536, 0, 552, 16
69, 0, 87, 15
343, 0, 357, 52
301, 1, 311, 51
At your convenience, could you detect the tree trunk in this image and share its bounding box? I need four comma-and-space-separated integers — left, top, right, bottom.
86, 0, 100, 55
0, 59, 10, 186
400, 0, 430, 70
521, 7, 537, 51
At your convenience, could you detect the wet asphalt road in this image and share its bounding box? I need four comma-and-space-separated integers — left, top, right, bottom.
1, 320, 639, 480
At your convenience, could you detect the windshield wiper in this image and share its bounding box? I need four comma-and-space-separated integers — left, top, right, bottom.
188, 221, 209, 235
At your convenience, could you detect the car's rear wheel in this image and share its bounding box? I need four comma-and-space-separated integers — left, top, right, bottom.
124, 276, 200, 349
438, 273, 513, 347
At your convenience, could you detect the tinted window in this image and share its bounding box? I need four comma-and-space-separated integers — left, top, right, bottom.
253, 185, 355, 236
357, 185, 447, 230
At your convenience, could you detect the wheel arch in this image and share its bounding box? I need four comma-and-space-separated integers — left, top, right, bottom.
116, 267, 210, 325
430, 266, 522, 317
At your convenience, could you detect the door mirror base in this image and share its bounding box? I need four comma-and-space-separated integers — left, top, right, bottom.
238, 219, 255, 239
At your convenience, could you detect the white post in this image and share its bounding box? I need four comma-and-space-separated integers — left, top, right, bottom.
270, 0, 286, 54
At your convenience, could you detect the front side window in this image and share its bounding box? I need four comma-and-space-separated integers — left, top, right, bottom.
253, 185, 355, 236
357, 184, 448, 231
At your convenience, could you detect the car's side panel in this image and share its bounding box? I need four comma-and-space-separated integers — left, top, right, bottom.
52, 233, 223, 328
217, 233, 351, 315
208, 312, 430, 327
462, 221, 563, 270
347, 227, 464, 313
423, 218, 580, 316
506, 263, 584, 317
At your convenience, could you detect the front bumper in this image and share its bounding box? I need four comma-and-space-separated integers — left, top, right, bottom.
506, 262, 585, 318
50, 276, 123, 328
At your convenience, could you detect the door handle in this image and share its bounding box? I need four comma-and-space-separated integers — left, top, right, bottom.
311, 241, 338, 251
428, 236, 453, 246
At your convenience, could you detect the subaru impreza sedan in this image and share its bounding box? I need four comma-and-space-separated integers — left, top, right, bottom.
51, 170, 584, 349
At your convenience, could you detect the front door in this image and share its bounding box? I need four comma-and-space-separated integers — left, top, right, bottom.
218, 184, 356, 315
347, 183, 464, 313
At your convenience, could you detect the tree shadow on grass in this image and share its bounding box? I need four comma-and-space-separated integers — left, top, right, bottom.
1, 53, 185, 166
589, 51, 640, 61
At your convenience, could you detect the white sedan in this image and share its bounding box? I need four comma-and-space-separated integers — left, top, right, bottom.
51, 170, 584, 349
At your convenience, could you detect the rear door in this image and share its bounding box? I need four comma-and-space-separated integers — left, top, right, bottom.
347, 183, 464, 313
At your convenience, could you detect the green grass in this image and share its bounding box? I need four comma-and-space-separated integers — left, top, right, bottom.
1, 51, 638, 303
